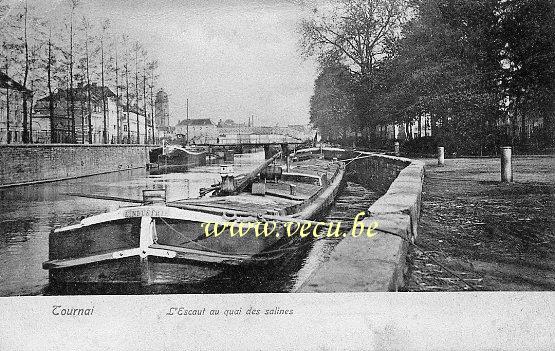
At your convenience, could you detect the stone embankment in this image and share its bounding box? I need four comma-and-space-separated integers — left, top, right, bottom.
0, 144, 153, 188
298, 150, 424, 292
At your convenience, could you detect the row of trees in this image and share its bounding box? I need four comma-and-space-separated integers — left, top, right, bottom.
0, 0, 160, 144
301, 0, 554, 154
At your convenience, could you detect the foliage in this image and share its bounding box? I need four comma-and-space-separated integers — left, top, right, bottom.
302, 0, 555, 153
309, 61, 356, 141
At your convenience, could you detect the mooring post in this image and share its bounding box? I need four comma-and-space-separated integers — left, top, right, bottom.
500, 146, 512, 182
281, 143, 289, 161
286, 155, 290, 172
263, 145, 271, 160
437, 146, 445, 166
394, 141, 400, 157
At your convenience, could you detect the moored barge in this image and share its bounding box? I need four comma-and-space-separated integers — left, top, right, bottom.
43, 148, 346, 285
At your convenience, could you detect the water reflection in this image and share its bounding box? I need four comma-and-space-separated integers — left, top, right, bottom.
0, 152, 264, 296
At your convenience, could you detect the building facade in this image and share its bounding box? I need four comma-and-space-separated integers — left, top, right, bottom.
175, 118, 217, 144
120, 104, 155, 145
34, 83, 156, 144
0, 72, 33, 144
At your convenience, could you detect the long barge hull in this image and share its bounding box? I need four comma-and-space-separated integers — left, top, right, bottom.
44, 150, 345, 285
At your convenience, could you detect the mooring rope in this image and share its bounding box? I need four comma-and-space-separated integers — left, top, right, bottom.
155, 217, 343, 262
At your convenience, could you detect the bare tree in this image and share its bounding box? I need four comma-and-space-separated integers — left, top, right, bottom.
300, 0, 409, 77
133, 41, 141, 144
81, 16, 93, 143
123, 34, 130, 144
300, 0, 410, 140
46, 24, 56, 142
147, 60, 159, 144
141, 49, 149, 144
113, 38, 121, 144
21, 0, 30, 143
68, 0, 79, 142
100, 20, 109, 143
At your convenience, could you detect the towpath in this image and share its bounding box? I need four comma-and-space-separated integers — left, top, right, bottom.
407, 156, 554, 291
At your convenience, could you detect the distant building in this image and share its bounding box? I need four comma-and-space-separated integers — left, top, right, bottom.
175, 118, 217, 144
0, 71, 33, 144
120, 103, 155, 144
34, 83, 155, 144
217, 119, 247, 128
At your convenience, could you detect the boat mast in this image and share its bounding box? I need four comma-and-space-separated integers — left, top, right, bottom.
186, 98, 189, 145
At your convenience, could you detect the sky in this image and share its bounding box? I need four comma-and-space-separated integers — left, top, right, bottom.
80, 0, 319, 127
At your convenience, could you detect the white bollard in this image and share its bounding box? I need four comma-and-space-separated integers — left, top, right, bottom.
437, 146, 445, 166
394, 141, 400, 157
501, 146, 512, 182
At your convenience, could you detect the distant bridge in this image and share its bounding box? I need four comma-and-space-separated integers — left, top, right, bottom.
192, 134, 308, 146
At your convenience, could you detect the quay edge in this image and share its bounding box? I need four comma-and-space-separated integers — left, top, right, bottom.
296, 151, 424, 292
0, 144, 159, 188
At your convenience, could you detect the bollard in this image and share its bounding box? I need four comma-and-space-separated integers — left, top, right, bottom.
286, 155, 290, 172
394, 141, 400, 157
437, 146, 445, 166
500, 146, 512, 182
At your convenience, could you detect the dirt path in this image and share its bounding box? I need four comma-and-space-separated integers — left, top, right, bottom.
406, 156, 555, 291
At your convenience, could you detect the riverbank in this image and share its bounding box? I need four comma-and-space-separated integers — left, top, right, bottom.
407, 156, 555, 291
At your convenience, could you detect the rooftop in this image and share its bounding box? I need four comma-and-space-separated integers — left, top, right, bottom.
0, 72, 32, 93
37, 83, 115, 103
176, 118, 214, 126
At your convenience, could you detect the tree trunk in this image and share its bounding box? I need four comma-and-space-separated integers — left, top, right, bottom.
85, 28, 92, 144
22, 97, 28, 143
150, 80, 155, 144
544, 104, 554, 147
101, 39, 107, 144
520, 108, 527, 149
81, 98, 85, 144
125, 64, 130, 144
22, 3, 29, 144
69, 12, 76, 143
115, 44, 120, 144
135, 50, 140, 144
29, 92, 34, 143
431, 113, 438, 140
442, 113, 448, 146
143, 68, 148, 144
47, 33, 56, 143
5, 86, 10, 144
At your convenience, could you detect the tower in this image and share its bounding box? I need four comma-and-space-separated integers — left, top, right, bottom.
155, 88, 170, 129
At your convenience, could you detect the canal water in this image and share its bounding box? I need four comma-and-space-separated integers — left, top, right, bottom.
0, 151, 380, 296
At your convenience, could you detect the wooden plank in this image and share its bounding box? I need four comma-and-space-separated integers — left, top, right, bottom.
49, 218, 141, 260
48, 256, 142, 284
150, 244, 251, 263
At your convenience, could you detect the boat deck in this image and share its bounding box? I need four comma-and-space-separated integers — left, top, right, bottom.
169, 158, 341, 216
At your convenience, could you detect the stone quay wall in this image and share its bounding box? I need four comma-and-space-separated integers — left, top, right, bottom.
297, 150, 425, 292
0, 144, 153, 188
